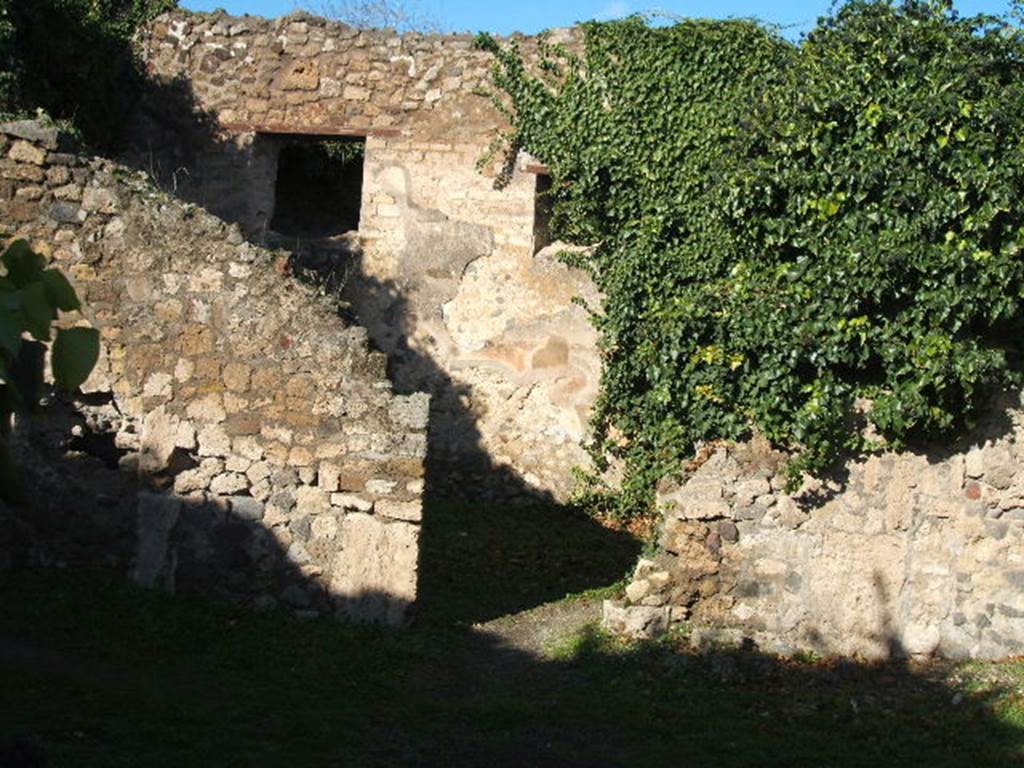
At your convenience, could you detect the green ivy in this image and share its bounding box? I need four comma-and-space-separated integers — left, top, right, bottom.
478, 1, 1024, 518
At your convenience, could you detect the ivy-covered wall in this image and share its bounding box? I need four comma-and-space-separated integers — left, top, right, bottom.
482, 1, 1024, 518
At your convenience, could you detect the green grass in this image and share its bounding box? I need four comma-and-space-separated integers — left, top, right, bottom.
417, 498, 640, 625
3, 569, 1024, 767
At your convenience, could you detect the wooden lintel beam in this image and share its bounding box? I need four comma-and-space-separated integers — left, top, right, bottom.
220, 122, 402, 139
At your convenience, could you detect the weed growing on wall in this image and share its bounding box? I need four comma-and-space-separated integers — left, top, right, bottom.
0, 240, 99, 503
479, 1, 1024, 518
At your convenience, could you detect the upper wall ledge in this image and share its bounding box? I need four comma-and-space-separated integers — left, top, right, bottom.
148, 8, 582, 49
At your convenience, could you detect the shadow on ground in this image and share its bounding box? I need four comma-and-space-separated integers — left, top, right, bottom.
274, 237, 643, 627
1, 569, 1023, 768
416, 497, 639, 626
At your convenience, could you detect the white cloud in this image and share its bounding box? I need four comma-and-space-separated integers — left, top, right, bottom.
596, 1, 630, 20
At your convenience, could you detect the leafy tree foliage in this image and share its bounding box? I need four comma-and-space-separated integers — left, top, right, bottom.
479, 2, 1024, 517
0, 0, 176, 147
1, 240, 99, 504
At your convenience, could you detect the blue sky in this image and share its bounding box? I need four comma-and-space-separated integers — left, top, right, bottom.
179, 0, 1016, 36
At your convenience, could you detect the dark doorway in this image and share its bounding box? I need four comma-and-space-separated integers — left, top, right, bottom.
533, 172, 554, 253
270, 136, 365, 237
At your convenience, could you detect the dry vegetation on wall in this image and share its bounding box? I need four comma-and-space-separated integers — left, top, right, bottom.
480, 1, 1024, 519
301, 0, 440, 33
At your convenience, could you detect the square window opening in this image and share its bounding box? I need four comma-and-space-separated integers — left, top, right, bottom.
269, 135, 366, 238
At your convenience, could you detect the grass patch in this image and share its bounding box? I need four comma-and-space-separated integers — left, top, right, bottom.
417, 498, 639, 625
3, 569, 1024, 766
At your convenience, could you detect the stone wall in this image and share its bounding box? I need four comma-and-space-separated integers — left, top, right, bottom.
0, 120, 428, 625
132, 10, 599, 499
604, 398, 1024, 660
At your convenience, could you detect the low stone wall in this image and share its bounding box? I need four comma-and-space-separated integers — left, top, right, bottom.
605, 399, 1024, 660
0, 120, 428, 624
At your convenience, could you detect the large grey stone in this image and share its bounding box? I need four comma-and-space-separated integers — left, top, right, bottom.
229, 496, 264, 521
132, 493, 182, 589
0, 120, 59, 149
602, 600, 670, 640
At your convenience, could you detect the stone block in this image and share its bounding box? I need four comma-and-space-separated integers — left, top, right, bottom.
132, 493, 182, 589
222, 362, 251, 392
186, 394, 227, 423
8, 140, 46, 165
81, 186, 119, 214
318, 462, 341, 491
674, 500, 731, 521
365, 478, 397, 495
224, 412, 262, 436
1, 120, 59, 148
331, 513, 418, 626
174, 459, 223, 494
230, 496, 265, 521
376, 499, 421, 522
139, 407, 197, 474
330, 493, 374, 513
197, 425, 232, 457
48, 201, 84, 224
295, 486, 330, 516
602, 600, 670, 640
625, 579, 650, 604
245, 460, 272, 485
210, 472, 249, 495
966, 448, 985, 479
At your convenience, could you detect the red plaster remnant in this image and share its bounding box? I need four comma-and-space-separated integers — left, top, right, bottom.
965, 481, 982, 500
280, 336, 292, 350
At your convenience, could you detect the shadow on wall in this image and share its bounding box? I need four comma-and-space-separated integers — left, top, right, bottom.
3, 335, 636, 628
336, 260, 638, 625
800, 571, 910, 661
2, 567, 1023, 767
119, 74, 279, 230
2, 399, 415, 624
111, 69, 641, 626
0, 82, 638, 630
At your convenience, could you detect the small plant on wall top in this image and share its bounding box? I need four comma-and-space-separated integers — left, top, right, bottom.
478, 1, 1024, 518
0, 238, 99, 504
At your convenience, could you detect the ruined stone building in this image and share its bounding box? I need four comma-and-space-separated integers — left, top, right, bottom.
5, 8, 1024, 657
0, 9, 602, 626
132, 10, 600, 501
